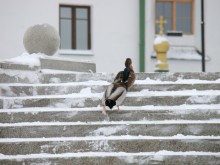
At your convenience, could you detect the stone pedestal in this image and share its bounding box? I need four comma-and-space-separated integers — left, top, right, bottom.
154, 36, 169, 72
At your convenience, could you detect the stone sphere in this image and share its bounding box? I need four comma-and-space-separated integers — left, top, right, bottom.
23, 24, 60, 56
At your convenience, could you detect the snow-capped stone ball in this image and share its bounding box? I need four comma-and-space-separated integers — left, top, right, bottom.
23, 24, 60, 56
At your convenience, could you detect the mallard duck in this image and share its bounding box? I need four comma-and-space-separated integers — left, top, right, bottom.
102, 58, 136, 115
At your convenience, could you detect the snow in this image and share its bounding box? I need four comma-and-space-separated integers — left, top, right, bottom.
41, 69, 81, 74
129, 89, 220, 97
0, 52, 94, 67
1, 104, 220, 113
135, 77, 220, 84
91, 125, 127, 136
1, 119, 220, 127
0, 151, 219, 160
1, 86, 220, 99
154, 35, 168, 45
0, 135, 220, 143
0, 81, 109, 86
156, 60, 165, 65
1, 52, 45, 68
1, 77, 220, 87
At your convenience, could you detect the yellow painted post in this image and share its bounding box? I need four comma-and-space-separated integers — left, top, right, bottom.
154, 16, 169, 72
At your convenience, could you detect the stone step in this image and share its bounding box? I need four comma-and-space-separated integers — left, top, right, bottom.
2, 83, 220, 97
0, 62, 40, 71
136, 72, 220, 81
40, 72, 114, 83
0, 57, 96, 73
40, 57, 96, 73
0, 108, 219, 123
0, 152, 219, 165
0, 136, 219, 155
0, 71, 113, 84
0, 69, 219, 164
1, 123, 219, 138
1, 94, 220, 109
1, 72, 220, 84
40, 72, 220, 84
0, 71, 40, 84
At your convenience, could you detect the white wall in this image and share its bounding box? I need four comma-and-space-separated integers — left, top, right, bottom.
206, 0, 220, 72
0, 0, 139, 73
1, 0, 220, 73
0, 0, 58, 58
145, 0, 155, 72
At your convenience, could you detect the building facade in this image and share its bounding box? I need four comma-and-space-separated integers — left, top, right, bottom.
0, 0, 219, 73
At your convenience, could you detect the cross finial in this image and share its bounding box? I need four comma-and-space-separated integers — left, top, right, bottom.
155, 16, 167, 35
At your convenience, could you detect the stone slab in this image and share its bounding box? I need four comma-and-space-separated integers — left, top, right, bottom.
2, 83, 220, 97
0, 62, 39, 71
0, 155, 220, 165
0, 109, 219, 123
2, 95, 220, 109
1, 124, 219, 138
40, 58, 96, 73
1, 139, 219, 155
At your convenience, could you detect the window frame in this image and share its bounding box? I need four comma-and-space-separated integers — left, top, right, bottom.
155, 0, 194, 35
59, 5, 91, 50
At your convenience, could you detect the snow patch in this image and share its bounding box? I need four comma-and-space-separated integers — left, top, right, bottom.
80, 87, 92, 94
89, 140, 112, 151
49, 77, 61, 83
2, 52, 45, 68
0, 69, 40, 83
119, 155, 153, 165
1, 104, 219, 113
135, 77, 220, 85
187, 125, 204, 135
187, 95, 218, 104
0, 151, 219, 160
1, 119, 220, 127
154, 35, 168, 45
91, 125, 127, 136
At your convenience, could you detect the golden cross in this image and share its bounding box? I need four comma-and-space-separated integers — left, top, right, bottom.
155, 16, 167, 35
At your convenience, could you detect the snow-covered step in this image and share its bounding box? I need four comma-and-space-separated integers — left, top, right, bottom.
1, 92, 220, 109
136, 72, 220, 81
40, 72, 220, 84
2, 57, 220, 164
38, 72, 220, 83
2, 83, 220, 97
0, 106, 219, 123
0, 82, 109, 97
1, 121, 219, 138
1, 71, 220, 84
0, 151, 219, 165
0, 61, 40, 71
0, 56, 96, 73
0, 135, 219, 155
0, 71, 114, 84
40, 57, 96, 73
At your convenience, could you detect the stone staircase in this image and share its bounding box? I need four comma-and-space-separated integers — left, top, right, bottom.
0, 65, 220, 164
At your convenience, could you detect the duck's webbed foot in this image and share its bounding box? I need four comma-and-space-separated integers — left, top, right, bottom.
117, 105, 120, 111
102, 105, 108, 115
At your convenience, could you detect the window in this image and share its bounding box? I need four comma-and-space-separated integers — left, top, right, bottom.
155, 0, 194, 34
59, 5, 91, 50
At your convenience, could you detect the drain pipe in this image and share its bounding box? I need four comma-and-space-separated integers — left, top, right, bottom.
139, 0, 145, 72
201, 0, 206, 72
